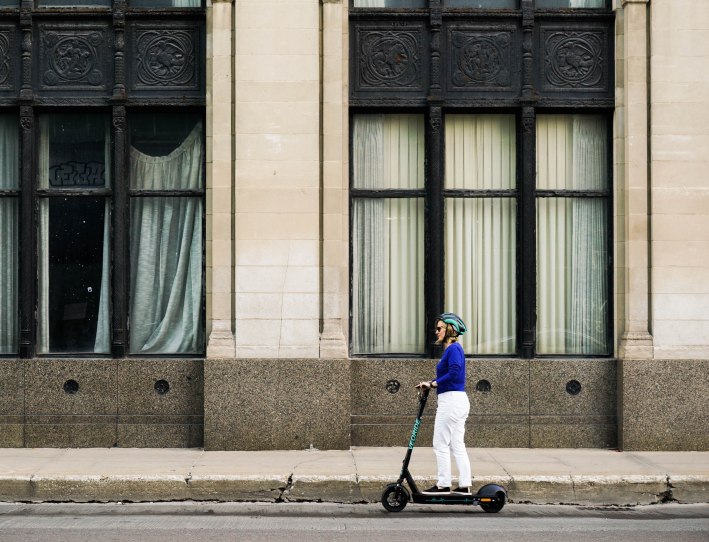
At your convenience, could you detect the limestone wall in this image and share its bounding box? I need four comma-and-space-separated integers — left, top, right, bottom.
650, 0, 709, 359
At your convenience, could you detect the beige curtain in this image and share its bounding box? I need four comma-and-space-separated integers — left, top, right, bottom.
444, 114, 517, 354
352, 114, 425, 354
353, 1, 423, 6
570, 0, 604, 7
129, 122, 204, 353
536, 114, 608, 354
0, 116, 18, 354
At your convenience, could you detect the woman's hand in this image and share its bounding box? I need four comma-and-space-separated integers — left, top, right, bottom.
416, 381, 436, 389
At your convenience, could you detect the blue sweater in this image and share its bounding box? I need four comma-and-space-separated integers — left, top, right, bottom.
435, 342, 466, 394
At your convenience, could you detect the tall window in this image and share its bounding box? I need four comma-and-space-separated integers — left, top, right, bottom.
352, 114, 425, 355
444, 115, 517, 355
0, 2, 205, 357
349, 0, 614, 357
536, 115, 609, 354
37, 113, 112, 354
0, 115, 18, 354
129, 113, 204, 354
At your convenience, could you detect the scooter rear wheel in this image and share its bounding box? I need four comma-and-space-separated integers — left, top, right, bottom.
480, 491, 506, 513
381, 484, 408, 512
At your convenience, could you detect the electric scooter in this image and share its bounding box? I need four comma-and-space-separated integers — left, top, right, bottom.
381, 387, 507, 513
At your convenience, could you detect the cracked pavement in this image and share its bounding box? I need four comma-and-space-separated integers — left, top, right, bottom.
0, 447, 707, 506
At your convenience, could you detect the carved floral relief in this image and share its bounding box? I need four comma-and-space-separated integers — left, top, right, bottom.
135, 30, 196, 88
357, 28, 423, 90
40, 29, 107, 89
450, 30, 513, 89
0, 31, 12, 89
544, 30, 605, 90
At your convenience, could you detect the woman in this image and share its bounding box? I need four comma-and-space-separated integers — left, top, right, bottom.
417, 312, 472, 495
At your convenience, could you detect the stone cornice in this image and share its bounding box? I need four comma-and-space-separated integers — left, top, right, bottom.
211, 0, 234, 4
621, 0, 649, 6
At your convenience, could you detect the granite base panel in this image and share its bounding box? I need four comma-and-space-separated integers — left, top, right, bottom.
117, 424, 204, 448
0, 359, 205, 448
619, 359, 709, 451
204, 358, 351, 451
0, 424, 24, 447
0, 356, 668, 450
350, 358, 618, 449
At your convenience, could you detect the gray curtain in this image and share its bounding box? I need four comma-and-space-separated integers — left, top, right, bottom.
536, 114, 608, 354
569, 115, 608, 353
129, 122, 203, 353
351, 114, 425, 354
444, 114, 517, 354
0, 116, 18, 354
570, 0, 604, 7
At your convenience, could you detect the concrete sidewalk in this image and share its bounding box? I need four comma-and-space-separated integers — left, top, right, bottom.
0, 447, 707, 506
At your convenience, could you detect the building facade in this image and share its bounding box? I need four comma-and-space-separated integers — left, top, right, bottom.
0, 0, 707, 451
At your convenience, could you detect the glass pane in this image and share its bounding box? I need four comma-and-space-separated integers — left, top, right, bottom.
445, 114, 516, 190
130, 0, 201, 6
537, 115, 608, 190
352, 197, 424, 354
38, 0, 110, 6
0, 115, 19, 190
353, 114, 425, 190
445, 1, 517, 7
537, 198, 609, 354
0, 0, 20, 6
536, 0, 606, 8
130, 197, 204, 354
0, 199, 18, 354
130, 113, 203, 190
353, 0, 426, 7
445, 198, 516, 354
38, 113, 110, 190
38, 197, 111, 354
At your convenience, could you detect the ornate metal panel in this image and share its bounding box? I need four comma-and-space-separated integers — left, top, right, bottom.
444, 22, 521, 97
36, 23, 113, 94
352, 20, 429, 99
127, 20, 203, 97
0, 24, 18, 96
537, 21, 613, 98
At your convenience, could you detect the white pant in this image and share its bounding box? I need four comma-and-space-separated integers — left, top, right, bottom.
432, 391, 472, 488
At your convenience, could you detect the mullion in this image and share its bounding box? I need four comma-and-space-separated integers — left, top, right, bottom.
36, 189, 112, 197
443, 190, 516, 198
351, 190, 425, 199
535, 190, 608, 198
129, 190, 205, 197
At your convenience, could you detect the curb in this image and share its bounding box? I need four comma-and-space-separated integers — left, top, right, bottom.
1, 475, 707, 506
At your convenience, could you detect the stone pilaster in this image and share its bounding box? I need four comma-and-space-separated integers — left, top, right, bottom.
320, 0, 348, 358
206, 0, 236, 358
618, 0, 653, 359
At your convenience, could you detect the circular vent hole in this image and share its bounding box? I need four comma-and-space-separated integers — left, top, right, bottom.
154, 379, 170, 395
566, 379, 582, 396
385, 379, 400, 394
475, 379, 492, 392
63, 379, 79, 395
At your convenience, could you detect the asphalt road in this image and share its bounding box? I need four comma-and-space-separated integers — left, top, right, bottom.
0, 502, 707, 542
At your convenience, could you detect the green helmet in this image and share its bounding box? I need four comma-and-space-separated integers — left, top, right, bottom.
438, 312, 467, 336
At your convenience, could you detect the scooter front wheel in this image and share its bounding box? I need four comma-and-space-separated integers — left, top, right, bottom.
381, 484, 409, 512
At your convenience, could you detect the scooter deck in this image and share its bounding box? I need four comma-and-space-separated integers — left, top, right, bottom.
412, 493, 500, 506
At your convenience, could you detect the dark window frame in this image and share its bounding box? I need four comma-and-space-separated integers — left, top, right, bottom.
348, 0, 614, 359
0, 1, 206, 358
